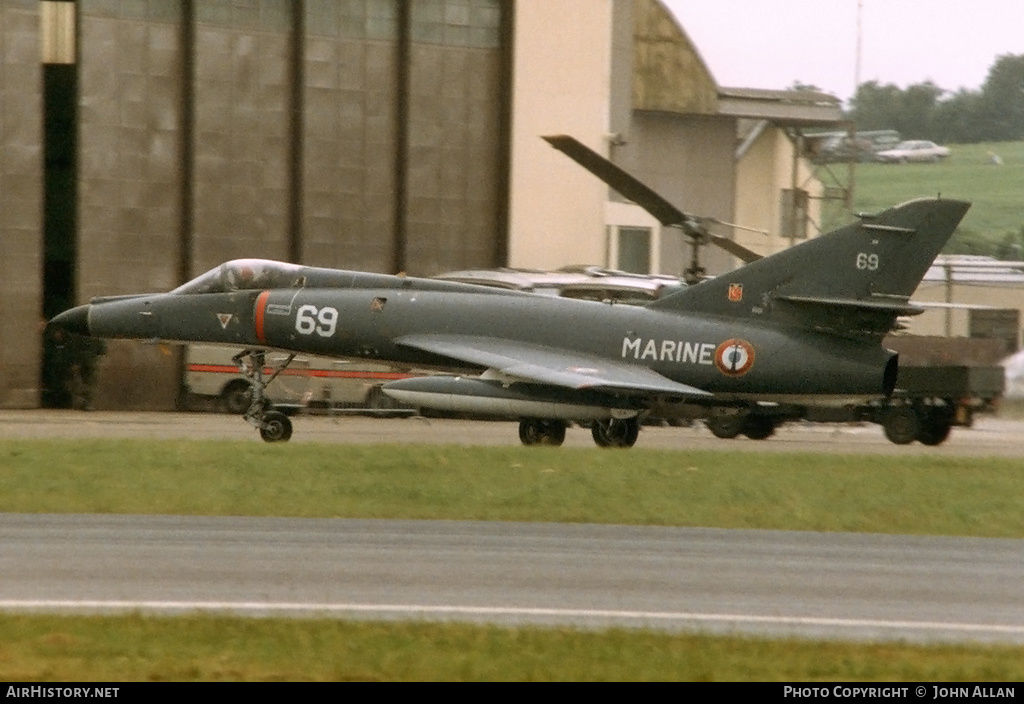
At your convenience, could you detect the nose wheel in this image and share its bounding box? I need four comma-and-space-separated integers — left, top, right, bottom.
258, 410, 293, 442
233, 349, 296, 443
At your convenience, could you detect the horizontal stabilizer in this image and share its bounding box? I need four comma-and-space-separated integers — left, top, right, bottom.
776, 295, 925, 317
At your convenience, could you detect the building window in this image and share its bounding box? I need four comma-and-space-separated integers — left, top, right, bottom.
610, 226, 652, 274
780, 188, 809, 241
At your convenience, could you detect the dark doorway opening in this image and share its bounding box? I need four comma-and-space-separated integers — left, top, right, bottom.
41, 61, 80, 408
43, 62, 76, 318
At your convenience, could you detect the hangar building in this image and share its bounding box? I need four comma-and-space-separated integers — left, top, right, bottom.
1, 0, 842, 410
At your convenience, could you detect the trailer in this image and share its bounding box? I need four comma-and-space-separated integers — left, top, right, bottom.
704, 338, 1007, 446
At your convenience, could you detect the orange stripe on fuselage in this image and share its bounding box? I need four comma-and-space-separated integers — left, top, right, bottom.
254, 290, 271, 344
186, 363, 413, 381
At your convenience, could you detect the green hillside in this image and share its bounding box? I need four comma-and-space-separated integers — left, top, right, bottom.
846, 141, 1024, 256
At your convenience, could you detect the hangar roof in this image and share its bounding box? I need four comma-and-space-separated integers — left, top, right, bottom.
635, 0, 843, 128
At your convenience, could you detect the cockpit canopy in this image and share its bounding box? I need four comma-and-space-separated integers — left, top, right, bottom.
172, 259, 306, 295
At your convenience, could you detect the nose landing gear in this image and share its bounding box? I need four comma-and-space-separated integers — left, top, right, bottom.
233, 349, 296, 443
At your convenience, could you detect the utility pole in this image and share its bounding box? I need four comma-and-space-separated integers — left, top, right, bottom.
847, 0, 863, 209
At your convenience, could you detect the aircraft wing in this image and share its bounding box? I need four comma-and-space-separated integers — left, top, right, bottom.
394, 334, 710, 398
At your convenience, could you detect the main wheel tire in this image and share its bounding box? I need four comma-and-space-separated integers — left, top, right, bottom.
518, 419, 567, 446
742, 415, 776, 440
921, 421, 950, 448
705, 415, 744, 439
259, 410, 293, 443
882, 407, 919, 445
591, 418, 639, 448
915, 404, 954, 446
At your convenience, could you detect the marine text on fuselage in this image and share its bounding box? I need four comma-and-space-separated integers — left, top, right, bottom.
621, 337, 715, 365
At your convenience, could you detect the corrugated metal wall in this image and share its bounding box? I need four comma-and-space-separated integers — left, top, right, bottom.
67, 0, 510, 409
77, 0, 508, 290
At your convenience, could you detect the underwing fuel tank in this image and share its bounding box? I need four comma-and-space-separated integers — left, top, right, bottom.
382, 376, 639, 421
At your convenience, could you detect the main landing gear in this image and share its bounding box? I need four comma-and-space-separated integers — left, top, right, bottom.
517, 417, 640, 448
518, 418, 567, 446
590, 417, 640, 448
880, 402, 955, 446
233, 349, 296, 443
704, 414, 777, 441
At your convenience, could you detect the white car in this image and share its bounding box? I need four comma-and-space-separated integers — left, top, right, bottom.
875, 140, 950, 163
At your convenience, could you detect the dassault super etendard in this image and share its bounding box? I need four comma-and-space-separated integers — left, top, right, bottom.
50, 138, 969, 447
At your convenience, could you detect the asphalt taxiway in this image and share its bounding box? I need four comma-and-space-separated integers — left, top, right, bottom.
4, 409, 1024, 456
1, 514, 1022, 644
2, 410, 1023, 643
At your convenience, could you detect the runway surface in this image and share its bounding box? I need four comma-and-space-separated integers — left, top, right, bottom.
4, 409, 1024, 456
2, 514, 1023, 644
3, 410, 1023, 644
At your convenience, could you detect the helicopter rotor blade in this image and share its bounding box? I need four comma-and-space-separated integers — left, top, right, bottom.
707, 234, 761, 264
543, 135, 691, 229
543, 135, 762, 263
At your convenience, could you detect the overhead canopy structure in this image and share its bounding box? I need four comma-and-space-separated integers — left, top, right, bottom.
632, 0, 844, 127
717, 87, 842, 127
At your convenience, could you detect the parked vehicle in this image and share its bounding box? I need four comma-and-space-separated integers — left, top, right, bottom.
810, 129, 901, 163
875, 140, 950, 163
705, 364, 1003, 445
703, 335, 1006, 445
815, 135, 875, 163
184, 344, 417, 416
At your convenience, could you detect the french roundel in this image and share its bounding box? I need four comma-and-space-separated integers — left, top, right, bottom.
715, 339, 755, 377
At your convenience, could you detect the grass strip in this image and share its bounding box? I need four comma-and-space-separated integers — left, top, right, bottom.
1, 614, 1022, 682
1, 440, 1022, 537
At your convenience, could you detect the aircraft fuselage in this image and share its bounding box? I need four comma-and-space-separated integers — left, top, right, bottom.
82, 283, 895, 401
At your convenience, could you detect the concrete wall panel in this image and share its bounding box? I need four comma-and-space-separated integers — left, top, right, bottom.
630, 110, 736, 276
302, 3, 397, 272
0, 1, 43, 408
79, 5, 182, 298
508, 0, 613, 270
192, 5, 291, 272
406, 36, 504, 275
78, 3, 184, 408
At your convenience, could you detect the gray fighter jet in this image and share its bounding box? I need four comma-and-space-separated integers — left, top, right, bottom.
50, 141, 969, 447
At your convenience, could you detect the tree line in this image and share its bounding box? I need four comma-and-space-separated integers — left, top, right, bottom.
845, 53, 1024, 144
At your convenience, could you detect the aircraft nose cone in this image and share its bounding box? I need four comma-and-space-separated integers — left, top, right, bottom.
49, 305, 91, 336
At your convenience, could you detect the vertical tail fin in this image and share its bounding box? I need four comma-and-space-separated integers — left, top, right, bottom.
650, 198, 970, 337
